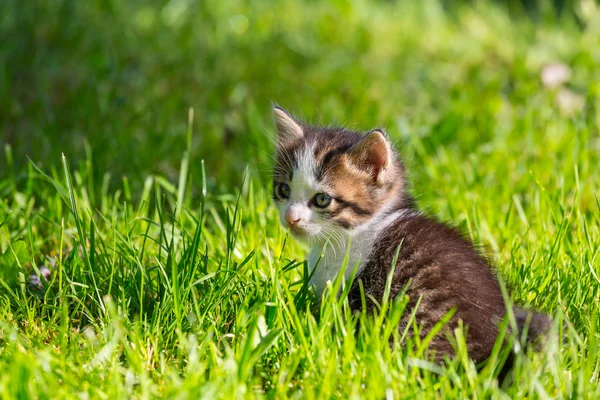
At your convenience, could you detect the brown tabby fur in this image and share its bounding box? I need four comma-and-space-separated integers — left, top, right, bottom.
272, 106, 552, 364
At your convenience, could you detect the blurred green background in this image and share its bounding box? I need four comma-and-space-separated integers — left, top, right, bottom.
1, 0, 598, 195
1, 3, 600, 397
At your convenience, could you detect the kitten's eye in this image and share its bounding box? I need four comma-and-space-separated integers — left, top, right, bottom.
276, 182, 291, 200
313, 193, 332, 208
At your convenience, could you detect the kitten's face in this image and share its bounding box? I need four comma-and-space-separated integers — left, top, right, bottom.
272, 107, 404, 243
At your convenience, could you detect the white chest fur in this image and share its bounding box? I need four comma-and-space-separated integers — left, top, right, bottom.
307, 209, 412, 298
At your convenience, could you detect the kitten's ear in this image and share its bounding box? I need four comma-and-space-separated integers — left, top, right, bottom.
348, 130, 392, 185
273, 106, 303, 144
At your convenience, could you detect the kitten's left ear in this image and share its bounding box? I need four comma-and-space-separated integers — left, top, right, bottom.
273, 106, 304, 144
348, 129, 392, 185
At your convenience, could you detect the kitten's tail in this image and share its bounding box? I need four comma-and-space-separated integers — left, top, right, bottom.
512, 307, 553, 345
497, 307, 553, 383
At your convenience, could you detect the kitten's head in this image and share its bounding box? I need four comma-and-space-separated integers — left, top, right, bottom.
272, 106, 407, 242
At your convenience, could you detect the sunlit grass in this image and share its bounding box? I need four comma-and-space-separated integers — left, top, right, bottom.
1, 0, 600, 398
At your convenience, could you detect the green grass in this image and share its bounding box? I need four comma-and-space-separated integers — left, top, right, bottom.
1, 0, 600, 398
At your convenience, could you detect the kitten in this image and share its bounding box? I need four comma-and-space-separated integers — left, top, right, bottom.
272, 106, 551, 362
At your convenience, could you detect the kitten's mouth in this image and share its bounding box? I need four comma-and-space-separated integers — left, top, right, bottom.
288, 225, 312, 239
289, 226, 306, 235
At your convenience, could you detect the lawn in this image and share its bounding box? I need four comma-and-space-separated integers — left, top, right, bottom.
1, 0, 599, 398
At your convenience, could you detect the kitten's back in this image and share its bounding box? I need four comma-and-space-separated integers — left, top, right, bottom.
349, 212, 549, 361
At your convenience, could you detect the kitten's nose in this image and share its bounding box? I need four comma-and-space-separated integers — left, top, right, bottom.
285, 209, 301, 227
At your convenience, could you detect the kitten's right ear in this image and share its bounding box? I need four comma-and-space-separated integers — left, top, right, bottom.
273, 106, 303, 144
348, 129, 392, 185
